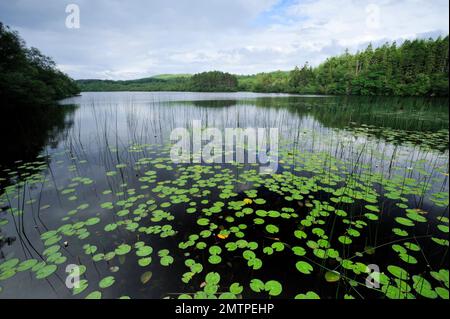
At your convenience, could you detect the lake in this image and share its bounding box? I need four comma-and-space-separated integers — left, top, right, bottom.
0, 92, 448, 299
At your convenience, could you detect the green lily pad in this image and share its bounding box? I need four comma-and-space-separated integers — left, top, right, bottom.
99, 276, 115, 289
296, 261, 313, 274
295, 291, 320, 299
265, 280, 282, 296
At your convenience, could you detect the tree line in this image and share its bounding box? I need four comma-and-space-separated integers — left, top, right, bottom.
77, 71, 238, 92
246, 36, 448, 96
0, 22, 80, 107
76, 36, 449, 97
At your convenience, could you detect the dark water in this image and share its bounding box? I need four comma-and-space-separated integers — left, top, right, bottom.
0, 92, 448, 299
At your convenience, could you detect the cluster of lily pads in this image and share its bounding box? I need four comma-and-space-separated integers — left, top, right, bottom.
0, 125, 448, 300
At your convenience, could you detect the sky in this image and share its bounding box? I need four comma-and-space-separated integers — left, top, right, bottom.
0, 0, 448, 80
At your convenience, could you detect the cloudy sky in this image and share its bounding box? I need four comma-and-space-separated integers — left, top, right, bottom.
0, 0, 448, 80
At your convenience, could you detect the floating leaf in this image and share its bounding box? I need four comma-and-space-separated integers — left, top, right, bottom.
85, 291, 102, 299
17, 259, 38, 272
435, 287, 449, 299
387, 265, 410, 280
325, 271, 341, 283
395, 217, 414, 227
230, 283, 243, 294
265, 280, 282, 296
365, 205, 380, 213
160, 255, 174, 266
248, 258, 262, 270
205, 272, 220, 285
136, 246, 153, 257
338, 236, 352, 245
209, 245, 222, 255
296, 261, 313, 274
140, 271, 153, 284
35, 265, 57, 279
73, 279, 88, 295
292, 246, 306, 256
138, 257, 152, 267
99, 276, 115, 289
295, 291, 320, 299
115, 244, 131, 255
249, 279, 265, 293
265, 224, 279, 234
412, 275, 437, 299
197, 218, 209, 226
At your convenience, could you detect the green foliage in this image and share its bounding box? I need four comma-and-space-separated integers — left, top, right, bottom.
282, 38, 449, 96
76, 76, 190, 92
0, 22, 80, 107
242, 38, 449, 96
77, 71, 238, 92
75, 37, 448, 97
190, 71, 238, 92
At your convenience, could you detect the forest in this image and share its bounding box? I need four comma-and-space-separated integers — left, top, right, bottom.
77, 36, 449, 97
77, 71, 238, 92
3, 20, 446, 99
0, 22, 80, 108
250, 36, 449, 96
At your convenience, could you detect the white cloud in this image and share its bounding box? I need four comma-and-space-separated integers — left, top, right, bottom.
1, 0, 448, 79
287, 0, 449, 47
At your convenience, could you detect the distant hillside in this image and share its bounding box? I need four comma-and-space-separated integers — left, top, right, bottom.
152, 74, 192, 80
76, 76, 190, 92
76, 71, 238, 92
76, 71, 288, 92
76, 37, 449, 96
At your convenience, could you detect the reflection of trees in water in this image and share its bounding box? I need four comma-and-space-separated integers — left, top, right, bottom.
177, 99, 238, 108
0, 224, 16, 255
251, 96, 449, 150
161, 96, 448, 150
0, 104, 77, 187
0, 104, 76, 259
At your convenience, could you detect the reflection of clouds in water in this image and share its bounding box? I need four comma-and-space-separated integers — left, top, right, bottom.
0, 92, 448, 298
56, 93, 449, 193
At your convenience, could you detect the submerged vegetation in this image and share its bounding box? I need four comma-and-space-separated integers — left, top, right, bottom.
0, 22, 79, 108
77, 37, 449, 97
0, 93, 448, 299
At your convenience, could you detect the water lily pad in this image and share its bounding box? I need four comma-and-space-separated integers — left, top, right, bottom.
265, 224, 279, 234
230, 283, 243, 294
265, 280, 282, 296
296, 261, 313, 274
160, 255, 174, 266
85, 291, 102, 299
115, 244, 132, 255
140, 271, 153, 284
99, 276, 115, 289
249, 278, 265, 293
205, 272, 220, 285
325, 271, 341, 283
338, 236, 352, 245
197, 218, 209, 226
295, 291, 320, 299
395, 217, 414, 227
387, 265, 410, 280
35, 264, 57, 279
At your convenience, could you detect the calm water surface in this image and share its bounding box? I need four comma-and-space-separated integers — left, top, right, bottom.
0, 92, 448, 299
